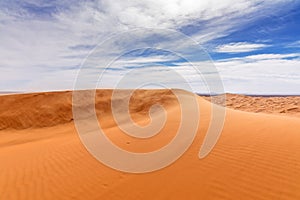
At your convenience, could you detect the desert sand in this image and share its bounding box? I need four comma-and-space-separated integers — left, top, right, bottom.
1, 89, 300, 200
203, 94, 300, 118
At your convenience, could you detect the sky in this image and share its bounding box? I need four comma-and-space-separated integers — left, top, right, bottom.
0, 0, 300, 94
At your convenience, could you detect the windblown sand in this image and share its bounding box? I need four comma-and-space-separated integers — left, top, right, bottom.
0, 90, 300, 200
203, 94, 300, 118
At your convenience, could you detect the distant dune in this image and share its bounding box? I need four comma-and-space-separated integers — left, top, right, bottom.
0, 90, 300, 199
0, 91, 22, 95
203, 93, 300, 118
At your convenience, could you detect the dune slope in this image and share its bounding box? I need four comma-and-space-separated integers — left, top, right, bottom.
0, 90, 300, 200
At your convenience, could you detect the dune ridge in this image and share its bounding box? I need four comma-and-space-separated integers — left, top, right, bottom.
0, 90, 178, 130
1, 90, 299, 130
1, 89, 300, 199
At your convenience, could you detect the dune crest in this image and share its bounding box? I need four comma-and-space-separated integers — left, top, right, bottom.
1, 90, 299, 130
0, 90, 178, 130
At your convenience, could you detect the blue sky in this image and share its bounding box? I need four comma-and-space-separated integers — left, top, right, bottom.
0, 0, 300, 94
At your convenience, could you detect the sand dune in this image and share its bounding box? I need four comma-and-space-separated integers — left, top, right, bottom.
1, 90, 300, 199
203, 94, 300, 117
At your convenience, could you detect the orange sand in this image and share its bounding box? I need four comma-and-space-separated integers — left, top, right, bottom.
1, 90, 300, 200
203, 94, 300, 117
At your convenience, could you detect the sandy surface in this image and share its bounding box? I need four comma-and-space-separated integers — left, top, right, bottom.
203, 94, 300, 117
1, 90, 300, 199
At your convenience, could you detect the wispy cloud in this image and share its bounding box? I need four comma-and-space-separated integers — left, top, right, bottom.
0, 0, 299, 93
245, 53, 300, 60
286, 40, 300, 48
214, 55, 300, 95
215, 42, 270, 53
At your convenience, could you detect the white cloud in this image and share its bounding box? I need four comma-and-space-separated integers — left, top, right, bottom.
245, 53, 300, 60
0, 0, 298, 93
215, 42, 270, 53
97, 54, 300, 95
214, 56, 300, 95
